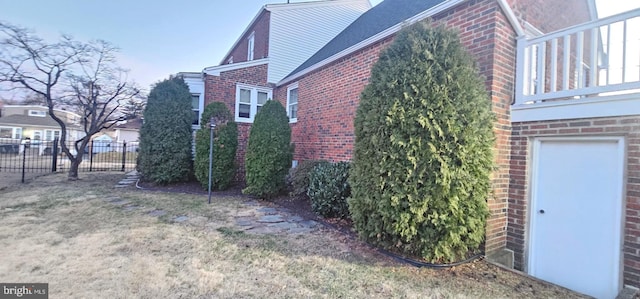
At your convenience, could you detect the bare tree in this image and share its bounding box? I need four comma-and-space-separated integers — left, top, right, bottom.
122, 98, 146, 120
0, 21, 141, 180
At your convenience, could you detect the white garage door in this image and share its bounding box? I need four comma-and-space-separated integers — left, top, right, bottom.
528, 137, 624, 299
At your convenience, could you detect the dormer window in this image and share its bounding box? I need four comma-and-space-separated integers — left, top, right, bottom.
29, 110, 46, 117
247, 32, 255, 61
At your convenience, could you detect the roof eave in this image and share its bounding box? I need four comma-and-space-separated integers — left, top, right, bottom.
204, 58, 270, 76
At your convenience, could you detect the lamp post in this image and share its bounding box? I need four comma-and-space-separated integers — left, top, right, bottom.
207, 118, 216, 204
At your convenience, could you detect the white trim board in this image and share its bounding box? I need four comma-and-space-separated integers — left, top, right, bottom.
511, 93, 640, 122
203, 58, 269, 76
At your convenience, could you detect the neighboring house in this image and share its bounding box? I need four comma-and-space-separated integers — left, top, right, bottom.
0, 105, 84, 144
108, 117, 142, 143
180, 0, 640, 297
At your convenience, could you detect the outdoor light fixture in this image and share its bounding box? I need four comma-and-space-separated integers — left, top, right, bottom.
207, 117, 216, 204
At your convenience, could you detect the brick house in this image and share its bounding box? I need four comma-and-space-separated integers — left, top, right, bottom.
182, 0, 640, 297
179, 0, 371, 173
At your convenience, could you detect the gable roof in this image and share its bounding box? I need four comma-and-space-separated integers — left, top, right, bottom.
281, 0, 466, 84
114, 117, 143, 130
219, 0, 371, 65
0, 114, 67, 128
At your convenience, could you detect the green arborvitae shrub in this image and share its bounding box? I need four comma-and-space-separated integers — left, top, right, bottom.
243, 100, 293, 199
308, 161, 351, 219
194, 102, 238, 190
349, 23, 495, 263
137, 77, 194, 184
287, 160, 329, 197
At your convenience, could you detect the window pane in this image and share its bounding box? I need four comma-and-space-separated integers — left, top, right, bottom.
192, 110, 200, 125
290, 104, 298, 119
257, 92, 268, 105
14, 128, 22, 139
0, 128, 11, 138
240, 89, 251, 103
289, 88, 298, 104
191, 95, 200, 110
239, 104, 250, 118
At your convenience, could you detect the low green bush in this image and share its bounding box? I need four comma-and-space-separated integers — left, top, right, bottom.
308, 162, 351, 219
287, 160, 328, 197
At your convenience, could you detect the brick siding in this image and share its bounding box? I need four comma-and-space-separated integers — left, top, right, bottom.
277, 0, 515, 257
203, 63, 270, 181
222, 11, 270, 64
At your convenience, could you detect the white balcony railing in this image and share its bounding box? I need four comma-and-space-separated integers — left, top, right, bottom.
514, 8, 640, 106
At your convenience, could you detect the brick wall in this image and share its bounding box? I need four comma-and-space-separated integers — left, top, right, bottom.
509, 116, 640, 288
203, 63, 270, 181
223, 11, 270, 64
277, 0, 515, 255
508, 0, 591, 33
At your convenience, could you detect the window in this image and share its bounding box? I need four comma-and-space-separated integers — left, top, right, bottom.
235, 84, 272, 123
191, 94, 201, 126
247, 32, 255, 61
44, 129, 61, 141
0, 127, 22, 139
228, 56, 233, 64
29, 110, 46, 117
287, 83, 299, 123
0, 128, 12, 139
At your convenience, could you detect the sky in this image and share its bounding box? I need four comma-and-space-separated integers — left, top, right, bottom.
0, 0, 637, 97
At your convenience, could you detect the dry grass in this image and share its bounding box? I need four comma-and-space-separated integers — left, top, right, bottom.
0, 173, 586, 298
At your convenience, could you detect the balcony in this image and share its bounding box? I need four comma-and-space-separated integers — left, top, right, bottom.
512, 8, 640, 122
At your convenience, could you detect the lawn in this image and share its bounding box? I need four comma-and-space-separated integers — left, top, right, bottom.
0, 173, 586, 298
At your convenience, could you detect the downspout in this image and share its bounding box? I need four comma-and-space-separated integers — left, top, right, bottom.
496, 0, 526, 105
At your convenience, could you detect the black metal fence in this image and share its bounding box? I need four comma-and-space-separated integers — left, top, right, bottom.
0, 138, 138, 181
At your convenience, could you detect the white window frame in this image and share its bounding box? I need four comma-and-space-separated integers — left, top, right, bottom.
14, 127, 22, 139
235, 83, 272, 123
247, 32, 255, 61
28, 110, 46, 117
0, 126, 21, 139
228, 56, 233, 64
44, 129, 61, 141
286, 82, 299, 123
191, 93, 201, 126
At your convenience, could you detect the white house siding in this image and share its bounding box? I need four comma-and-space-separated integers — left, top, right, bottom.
267, 0, 370, 83
182, 73, 205, 130
115, 129, 139, 143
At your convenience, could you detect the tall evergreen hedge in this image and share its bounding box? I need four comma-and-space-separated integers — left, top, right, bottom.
194, 102, 238, 190
349, 23, 495, 263
137, 77, 194, 184
243, 100, 293, 199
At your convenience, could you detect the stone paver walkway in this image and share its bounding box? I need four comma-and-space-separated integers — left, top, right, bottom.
112, 170, 319, 235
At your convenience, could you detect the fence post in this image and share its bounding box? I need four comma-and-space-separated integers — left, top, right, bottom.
89, 140, 94, 172
21, 143, 27, 183
121, 141, 127, 172
51, 138, 58, 172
